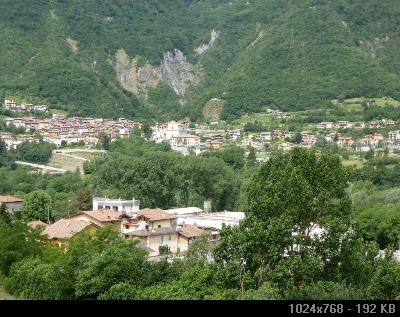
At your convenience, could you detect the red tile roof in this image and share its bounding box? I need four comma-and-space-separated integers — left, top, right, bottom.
137, 208, 175, 222
179, 224, 204, 238
0, 195, 23, 203
71, 209, 121, 223
42, 219, 97, 240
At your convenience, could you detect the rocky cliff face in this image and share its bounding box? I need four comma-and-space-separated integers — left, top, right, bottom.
115, 49, 161, 96
115, 49, 139, 94
115, 48, 202, 99
159, 48, 203, 97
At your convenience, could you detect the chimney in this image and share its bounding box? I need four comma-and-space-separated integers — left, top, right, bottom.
204, 200, 212, 213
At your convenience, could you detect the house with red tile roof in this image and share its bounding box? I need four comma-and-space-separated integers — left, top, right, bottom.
68, 209, 121, 229
0, 195, 23, 212
42, 219, 99, 248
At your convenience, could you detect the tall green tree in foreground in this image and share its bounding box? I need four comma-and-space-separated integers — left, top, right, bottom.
214, 148, 376, 295
0, 203, 12, 225
21, 190, 52, 222
0, 221, 46, 275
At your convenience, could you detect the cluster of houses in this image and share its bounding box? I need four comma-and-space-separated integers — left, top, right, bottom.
215, 121, 400, 155
0, 133, 36, 150
152, 121, 201, 155
3, 99, 48, 113
151, 121, 228, 155
150, 117, 400, 158
1, 114, 141, 149
26, 197, 244, 258
233, 129, 390, 152
317, 119, 396, 130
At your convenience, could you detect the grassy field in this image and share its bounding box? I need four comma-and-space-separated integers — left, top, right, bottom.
72, 151, 104, 160
48, 151, 104, 173
48, 153, 85, 172
342, 159, 365, 168
332, 97, 400, 112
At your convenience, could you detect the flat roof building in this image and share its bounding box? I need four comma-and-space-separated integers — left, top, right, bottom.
92, 197, 140, 213
176, 211, 245, 231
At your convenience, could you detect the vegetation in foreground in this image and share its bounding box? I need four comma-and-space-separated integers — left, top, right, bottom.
0, 148, 399, 300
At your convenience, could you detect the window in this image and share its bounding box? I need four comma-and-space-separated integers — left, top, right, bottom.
125, 225, 129, 229
158, 225, 161, 228
160, 234, 164, 245
168, 234, 172, 241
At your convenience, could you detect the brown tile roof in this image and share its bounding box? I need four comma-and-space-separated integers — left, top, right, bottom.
42, 219, 96, 240
126, 227, 180, 237
28, 220, 48, 230
0, 195, 23, 203
70, 209, 122, 223
137, 208, 175, 222
179, 224, 204, 238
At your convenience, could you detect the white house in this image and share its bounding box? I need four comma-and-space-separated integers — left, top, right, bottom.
389, 130, 400, 141
170, 135, 200, 148
317, 122, 335, 129
165, 121, 188, 140
92, 197, 140, 213
229, 130, 241, 141
259, 132, 273, 142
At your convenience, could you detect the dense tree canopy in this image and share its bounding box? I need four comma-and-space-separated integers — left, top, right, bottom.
15, 140, 55, 164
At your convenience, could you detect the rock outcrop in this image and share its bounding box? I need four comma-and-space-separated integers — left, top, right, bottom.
115, 49, 139, 94
115, 49, 160, 95
137, 63, 161, 92
195, 29, 220, 55
115, 48, 202, 98
160, 48, 203, 97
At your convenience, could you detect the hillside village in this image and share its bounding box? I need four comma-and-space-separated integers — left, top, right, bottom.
3, 98, 400, 161
3, 99, 48, 113
150, 115, 400, 160
1, 100, 141, 149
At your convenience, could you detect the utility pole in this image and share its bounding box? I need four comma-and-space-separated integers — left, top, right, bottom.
47, 205, 50, 224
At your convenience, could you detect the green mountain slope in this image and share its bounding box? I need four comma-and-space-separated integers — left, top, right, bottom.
1, 0, 400, 120
187, 0, 400, 120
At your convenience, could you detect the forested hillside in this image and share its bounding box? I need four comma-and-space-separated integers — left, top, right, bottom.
1, 0, 400, 120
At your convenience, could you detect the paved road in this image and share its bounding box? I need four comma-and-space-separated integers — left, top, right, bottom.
15, 161, 66, 173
